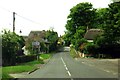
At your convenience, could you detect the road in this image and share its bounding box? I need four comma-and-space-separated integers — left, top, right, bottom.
13, 47, 118, 80
18, 52, 117, 79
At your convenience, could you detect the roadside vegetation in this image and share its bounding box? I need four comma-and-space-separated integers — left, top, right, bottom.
2, 53, 52, 79
64, 1, 120, 58
70, 47, 79, 58
1, 28, 57, 79
40, 54, 52, 60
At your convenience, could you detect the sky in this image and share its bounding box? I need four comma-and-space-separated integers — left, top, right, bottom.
0, 0, 112, 36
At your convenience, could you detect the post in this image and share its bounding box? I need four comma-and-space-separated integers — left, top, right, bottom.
13, 12, 15, 32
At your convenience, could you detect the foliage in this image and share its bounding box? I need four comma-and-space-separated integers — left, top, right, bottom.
92, 1, 120, 58
103, 1, 120, 44
45, 29, 58, 52
16, 54, 37, 63
2, 60, 42, 78
65, 1, 120, 58
62, 31, 71, 46
40, 42, 47, 52
72, 38, 87, 51
70, 47, 79, 58
40, 54, 51, 60
2, 30, 25, 66
83, 43, 98, 55
66, 2, 96, 34
95, 8, 109, 28
65, 2, 96, 50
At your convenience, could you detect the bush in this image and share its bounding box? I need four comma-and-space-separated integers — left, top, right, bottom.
83, 43, 98, 56
16, 54, 37, 63
72, 38, 87, 51
94, 35, 120, 58
2, 30, 25, 66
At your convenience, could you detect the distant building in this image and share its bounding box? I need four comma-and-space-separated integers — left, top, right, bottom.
28, 30, 46, 42
26, 30, 50, 53
84, 29, 103, 42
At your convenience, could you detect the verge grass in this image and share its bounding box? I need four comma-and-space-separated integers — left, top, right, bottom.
2, 53, 52, 79
2, 60, 42, 78
70, 47, 78, 58
40, 54, 51, 60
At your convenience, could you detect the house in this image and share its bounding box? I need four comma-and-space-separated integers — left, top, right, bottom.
28, 30, 46, 42
84, 29, 103, 42
26, 30, 50, 53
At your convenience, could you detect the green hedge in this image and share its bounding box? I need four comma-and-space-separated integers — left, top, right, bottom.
16, 54, 37, 63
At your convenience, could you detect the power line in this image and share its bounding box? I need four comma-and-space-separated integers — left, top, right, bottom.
0, 6, 42, 26
0, 6, 13, 13
16, 13, 42, 25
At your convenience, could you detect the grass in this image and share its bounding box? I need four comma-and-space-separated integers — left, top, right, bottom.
70, 47, 79, 58
40, 53, 52, 60
2, 60, 43, 79
2, 53, 52, 79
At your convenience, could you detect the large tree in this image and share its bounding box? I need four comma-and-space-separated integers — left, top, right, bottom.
103, 1, 120, 44
2, 30, 25, 66
65, 2, 96, 50
95, 8, 109, 29
66, 2, 96, 33
45, 29, 58, 52
94, 1, 120, 57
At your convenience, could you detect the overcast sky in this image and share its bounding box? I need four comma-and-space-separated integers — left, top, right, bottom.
0, 0, 112, 36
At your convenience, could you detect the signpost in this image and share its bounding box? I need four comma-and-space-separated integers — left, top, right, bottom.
32, 41, 40, 60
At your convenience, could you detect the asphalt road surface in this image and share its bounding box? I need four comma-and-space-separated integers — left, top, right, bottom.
18, 52, 117, 79
14, 47, 118, 80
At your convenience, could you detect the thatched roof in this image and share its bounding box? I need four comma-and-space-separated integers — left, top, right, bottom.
27, 30, 50, 43
28, 30, 46, 39
84, 29, 103, 40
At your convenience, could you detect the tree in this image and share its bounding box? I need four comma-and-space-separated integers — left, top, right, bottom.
45, 29, 58, 52
63, 31, 72, 46
2, 30, 25, 66
95, 8, 109, 29
65, 2, 96, 50
66, 2, 96, 33
93, 1, 120, 58
103, 1, 120, 44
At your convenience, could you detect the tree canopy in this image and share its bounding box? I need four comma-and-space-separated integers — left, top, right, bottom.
66, 2, 96, 33
65, 2, 96, 50
2, 30, 25, 66
64, 1, 120, 58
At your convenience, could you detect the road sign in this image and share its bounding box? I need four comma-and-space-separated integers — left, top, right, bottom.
32, 41, 40, 46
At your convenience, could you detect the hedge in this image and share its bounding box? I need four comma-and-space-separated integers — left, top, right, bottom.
16, 54, 37, 63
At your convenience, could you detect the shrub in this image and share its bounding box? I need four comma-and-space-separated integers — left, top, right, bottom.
83, 43, 98, 56
2, 30, 25, 66
16, 54, 37, 63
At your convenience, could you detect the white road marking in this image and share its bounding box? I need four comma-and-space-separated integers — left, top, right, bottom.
67, 71, 71, 76
65, 67, 68, 71
103, 70, 110, 73
61, 57, 72, 77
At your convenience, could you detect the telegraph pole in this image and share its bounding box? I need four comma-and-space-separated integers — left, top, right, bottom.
13, 12, 15, 32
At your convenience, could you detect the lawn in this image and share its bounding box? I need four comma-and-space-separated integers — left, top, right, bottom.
2, 60, 41, 79
2, 53, 52, 79
40, 53, 51, 60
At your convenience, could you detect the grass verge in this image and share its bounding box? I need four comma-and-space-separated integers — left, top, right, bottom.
2, 60, 43, 79
70, 47, 78, 58
2, 53, 52, 79
40, 53, 51, 60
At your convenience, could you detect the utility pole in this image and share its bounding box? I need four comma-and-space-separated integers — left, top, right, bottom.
13, 12, 15, 32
